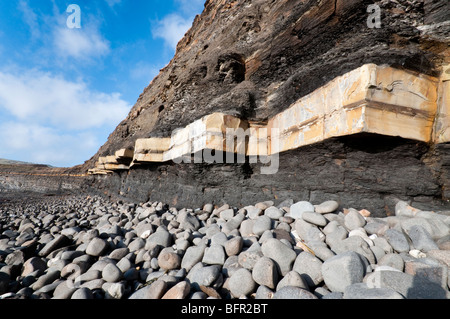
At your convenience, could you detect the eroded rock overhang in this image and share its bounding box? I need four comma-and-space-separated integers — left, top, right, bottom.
88, 64, 450, 175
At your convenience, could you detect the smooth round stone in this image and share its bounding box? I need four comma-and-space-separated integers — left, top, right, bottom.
302, 212, 327, 227
292, 252, 323, 288
273, 286, 318, 299
102, 263, 123, 283
276, 270, 308, 291
202, 244, 226, 265
264, 206, 284, 220
21, 257, 47, 277
228, 268, 256, 298
86, 238, 109, 257
71, 287, 93, 299
158, 250, 182, 270
255, 285, 274, 299
321, 251, 366, 293
189, 265, 221, 290
261, 238, 296, 276
343, 283, 403, 299
161, 281, 191, 299
181, 244, 206, 272
290, 201, 315, 219
224, 236, 243, 256
384, 229, 410, 253
129, 280, 168, 299
252, 257, 278, 289
314, 201, 339, 214
377, 253, 404, 271
344, 210, 367, 230
109, 247, 130, 260
252, 215, 272, 236
407, 225, 439, 252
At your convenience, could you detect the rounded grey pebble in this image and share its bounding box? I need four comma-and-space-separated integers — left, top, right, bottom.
273, 286, 318, 299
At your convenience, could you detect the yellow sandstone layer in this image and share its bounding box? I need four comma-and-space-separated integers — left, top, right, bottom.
89, 64, 448, 175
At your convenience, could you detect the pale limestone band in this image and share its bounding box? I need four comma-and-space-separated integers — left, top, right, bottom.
88, 64, 449, 175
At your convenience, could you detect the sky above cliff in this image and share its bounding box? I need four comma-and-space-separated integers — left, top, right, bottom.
0, 0, 205, 167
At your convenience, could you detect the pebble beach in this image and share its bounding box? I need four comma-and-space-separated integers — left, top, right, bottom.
0, 195, 449, 300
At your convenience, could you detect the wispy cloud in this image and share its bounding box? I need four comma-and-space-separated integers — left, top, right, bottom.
0, 121, 100, 166
0, 69, 130, 130
151, 13, 193, 50
105, 0, 122, 8
53, 25, 110, 60
18, 0, 41, 39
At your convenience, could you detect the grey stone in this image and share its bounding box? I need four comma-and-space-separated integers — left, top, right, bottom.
53, 280, 76, 299
129, 279, 168, 299
321, 251, 366, 293
244, 206, 263, 219
384, 229, 411, 253
224, 236, 243, 256
364, 270, 449, 299
238, 246, 263, 270
255, 285, 274, 299
407, 225, 439, 252
290, 201, 315, 219
292, 252, 323, 288
102, 263, 123, 283
109, 247, 130, 260
86, 237, 109, 257
344, 210, 366, 231
202, 244, 226, 265
21, 257, 47, 277
252, 215, 272, 236
189, 265, 221, 290
220, 209, 235, 221
314, 201, 339, 214
147, 227, 172, 247
181, 244, 206, 271
273, 286, 318, 299
210, 232, 228, 247
276, 270, 308, 291
343, 283, 404, 299
295, 219, 326, 242
252, 257, 278, 289
261, 238, 296, 276
31, 270, 61, 291
128, 238, 146, 252
302, 212, 327, 227
38, 235, 72, 257
71, 287, 93, 299
104, 282, 126, 299
222, 213, 245, 234
264, 206, 284, 220
228, 268, 256, 298
239, 219, 255, 237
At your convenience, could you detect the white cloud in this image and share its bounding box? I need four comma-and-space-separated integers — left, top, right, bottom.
0, 121, 99, 167
152, 13, 193, 50
174, 0, 205, 15
106, 0, 122, 8
0, 70, 130, 131
18, 0, 41, 39
0, 69, 131, 167
53, 25, 110, 60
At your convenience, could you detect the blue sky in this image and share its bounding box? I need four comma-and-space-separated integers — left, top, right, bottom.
0, 0, 205, 167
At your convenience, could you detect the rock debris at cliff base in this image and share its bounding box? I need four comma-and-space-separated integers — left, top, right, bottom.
0, 194, 448, 300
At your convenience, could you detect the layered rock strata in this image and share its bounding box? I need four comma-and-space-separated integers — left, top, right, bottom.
89, 64, 449, 175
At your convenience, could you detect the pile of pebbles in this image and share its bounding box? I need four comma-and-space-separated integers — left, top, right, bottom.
0, 195, 449, 299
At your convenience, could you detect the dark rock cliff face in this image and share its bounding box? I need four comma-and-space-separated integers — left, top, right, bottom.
90, 134, 450, 217
88, 0, 449, 164
2, 0, 449, 215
